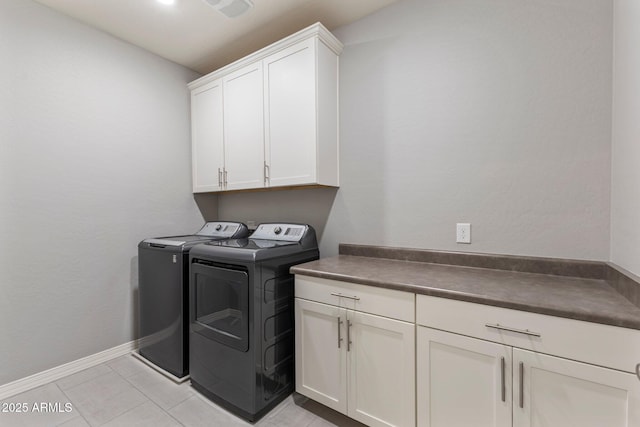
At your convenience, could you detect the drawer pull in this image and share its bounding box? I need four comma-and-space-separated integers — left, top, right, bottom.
337, 317, 343, 348
485, 323, 541, 338
636, 363, 640, 381
500, 357, 506, 402
330, 292, 360, 301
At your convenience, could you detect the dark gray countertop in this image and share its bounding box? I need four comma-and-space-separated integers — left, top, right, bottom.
291, 255, 640, 330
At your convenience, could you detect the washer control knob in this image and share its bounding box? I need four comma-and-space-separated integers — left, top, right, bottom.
215, 224, 222, 231
274, 226, 282, 235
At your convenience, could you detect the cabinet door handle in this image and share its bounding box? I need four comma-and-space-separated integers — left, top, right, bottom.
264, 162, 270, 185
519, 362, 524, 409
337, 317, 343, 348
347, 319, 353, 352
218, 168, 222, 188
485, 323, 541, 338
224, 169, 228, 186
330, 292, 360, 301
636, 363, 640, 381
501, 357, 506, 402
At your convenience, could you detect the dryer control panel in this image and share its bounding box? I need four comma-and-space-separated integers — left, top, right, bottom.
196, 222, 248, 238
250, 223, 307, 242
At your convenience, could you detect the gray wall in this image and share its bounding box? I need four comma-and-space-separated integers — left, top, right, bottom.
611, 0, 640, 277
0, 0, 204, 385
219, 0, 613, 261
0, 0, 620, 388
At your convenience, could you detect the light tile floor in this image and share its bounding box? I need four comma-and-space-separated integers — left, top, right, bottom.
0, 354, 366, 427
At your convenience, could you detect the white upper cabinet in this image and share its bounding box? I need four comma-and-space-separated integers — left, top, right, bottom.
189, 23, 342, 193
264, 37, 339, 188
222, 62, 265, 191
191, 79, 224, 192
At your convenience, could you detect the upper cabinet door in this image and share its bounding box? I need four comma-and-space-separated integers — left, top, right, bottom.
191, 80, 224, 193
514, 348, 640, 427
264, 38, 317, 187
223, 62, 265, 191
264, 37, 339, 189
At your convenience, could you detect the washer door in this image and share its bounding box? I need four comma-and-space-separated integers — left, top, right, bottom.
190, 263, 249, 352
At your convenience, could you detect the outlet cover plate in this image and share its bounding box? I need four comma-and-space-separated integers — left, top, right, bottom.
456, 223, 471, 244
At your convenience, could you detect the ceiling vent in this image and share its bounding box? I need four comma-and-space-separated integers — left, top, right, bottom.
204, 0, 254, 18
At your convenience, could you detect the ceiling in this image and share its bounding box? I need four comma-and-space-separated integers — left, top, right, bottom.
32, 0, 400, 75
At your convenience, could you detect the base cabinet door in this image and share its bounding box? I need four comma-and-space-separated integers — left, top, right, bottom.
513, 349, 640, 427
295, 295, 415, 427
294, 298, 347, 413
348, 311, 415, 427
417, 327, 512, 427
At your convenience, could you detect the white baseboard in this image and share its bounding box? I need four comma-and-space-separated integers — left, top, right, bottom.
0, 340, 139, 401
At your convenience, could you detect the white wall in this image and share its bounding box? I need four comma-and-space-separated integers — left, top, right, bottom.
611, 0, 640, 277
0, 0, 204, 385
219, 0, 613, 260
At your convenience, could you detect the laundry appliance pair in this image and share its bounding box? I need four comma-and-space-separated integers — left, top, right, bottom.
138, 222, 318, 422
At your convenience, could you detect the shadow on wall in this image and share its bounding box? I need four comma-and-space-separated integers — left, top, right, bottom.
216, 187, 339, 242
193, 193, 219, 220
130, 256, 139, 340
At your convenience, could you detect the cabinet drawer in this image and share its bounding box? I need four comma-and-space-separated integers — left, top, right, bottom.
417, 294, 640, 373
295, 275, 414, 322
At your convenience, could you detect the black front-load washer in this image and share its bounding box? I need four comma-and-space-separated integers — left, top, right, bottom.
137, 221, 249, 380
188, 223, 319, 422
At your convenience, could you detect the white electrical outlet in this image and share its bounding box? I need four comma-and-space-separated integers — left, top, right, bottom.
456, 223, 471, 244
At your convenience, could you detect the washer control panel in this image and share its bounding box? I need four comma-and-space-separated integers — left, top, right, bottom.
250, 223, 307, 242
196, 222, 245, 238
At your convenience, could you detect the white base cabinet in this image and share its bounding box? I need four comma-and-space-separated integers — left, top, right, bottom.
295, 298, 346, 413
295, 276, 415, 427
294, 278, 640, 427
417, 327, 512, 427
514, 349, 640, 427
417, 295, 640, 427
348, 310, 415, 427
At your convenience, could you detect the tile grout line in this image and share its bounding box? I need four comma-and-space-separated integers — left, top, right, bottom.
122, 374, 194, 415
57, 366, 150, 427
55, 381, 93, 427
55, 365, 115, 394
54, 363, 187, 427
101, 397, 185, 427
112, 359, 194, 426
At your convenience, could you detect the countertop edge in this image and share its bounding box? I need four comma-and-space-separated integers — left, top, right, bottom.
290, 265, 640, 331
